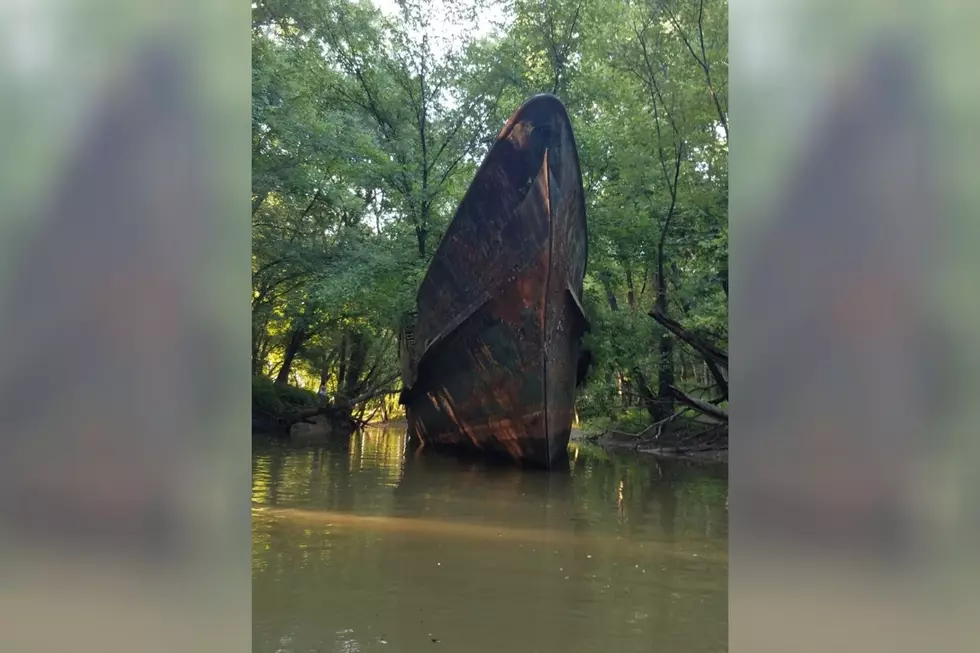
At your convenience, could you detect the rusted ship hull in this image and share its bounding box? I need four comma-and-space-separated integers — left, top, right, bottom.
399, 94, 589, 469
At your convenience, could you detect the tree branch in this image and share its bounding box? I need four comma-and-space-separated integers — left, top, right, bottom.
668, 385, 727, 423
649, 308, 728, 369
663, 0, 728, 140
291, 373, 401, 422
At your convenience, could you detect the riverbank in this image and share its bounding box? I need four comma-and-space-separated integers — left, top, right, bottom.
273, 419, 728, 465
570, 425, 728, 464
370, 421, 728, 464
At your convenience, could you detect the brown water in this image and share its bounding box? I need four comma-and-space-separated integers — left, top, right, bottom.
252, 427, 728, 653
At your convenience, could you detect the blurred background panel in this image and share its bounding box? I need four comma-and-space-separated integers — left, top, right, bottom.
0, 1, 250, 652
731, 0, 979, 651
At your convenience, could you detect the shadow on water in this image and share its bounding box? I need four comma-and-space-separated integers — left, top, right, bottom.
253, 425, 727, 653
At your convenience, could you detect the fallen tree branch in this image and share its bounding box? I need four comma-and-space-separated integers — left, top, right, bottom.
704, 357, 728, 401
290, 403, 349, 423
668, 385, 728, 423
676, 421, 727, 444
597, 409, 685, 443
649, 308, 728, 399
633, 409, 685, 450
360, 404, 383, 426
346, 374, 401, 406
291, 374, 401, 422
649, 308, 728, 369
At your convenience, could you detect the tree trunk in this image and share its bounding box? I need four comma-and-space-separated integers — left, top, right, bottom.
654, 266, 674, 421
599, 272, 619, 312
633, 367, 659, 422
317, 346, 339, 390
335, 333, 349, 402
626, 266, 636, 310
648, 308, 728, 399
275, 327, 306, 385
705, 358, 728, 401
648, 308, 728, 369
679, 349, 690, 385
319, 364, 330, 392
418, 50, 430, 260
252, 321, 270, 376
252, 189, 270, 215
600, 272, 628, 406
416, 224, 427, 259
619, 373, 632, 407
343, 330, 369, 401
669, 385, 728, 423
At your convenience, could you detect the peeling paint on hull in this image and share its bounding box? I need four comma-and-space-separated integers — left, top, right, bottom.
399, 94, 589, 469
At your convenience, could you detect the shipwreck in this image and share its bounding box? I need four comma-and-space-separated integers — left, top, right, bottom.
398, 94, 590, 468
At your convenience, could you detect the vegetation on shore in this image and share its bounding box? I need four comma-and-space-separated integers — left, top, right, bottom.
252, 0, 728, 445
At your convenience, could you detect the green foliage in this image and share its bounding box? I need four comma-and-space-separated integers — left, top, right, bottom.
579, 408, 654, 439
252, 0, 728, 425
252, 375, 319, 420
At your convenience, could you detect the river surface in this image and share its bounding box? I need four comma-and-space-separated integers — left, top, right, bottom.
253, 427, 728, 653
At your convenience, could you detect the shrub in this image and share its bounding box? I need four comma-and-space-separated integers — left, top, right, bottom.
252, 375, 318, 420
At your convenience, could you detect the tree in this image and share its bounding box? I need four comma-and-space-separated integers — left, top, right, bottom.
251, 0, 729, 441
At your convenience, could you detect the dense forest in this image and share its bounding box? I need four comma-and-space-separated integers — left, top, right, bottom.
252, 0, 728, 446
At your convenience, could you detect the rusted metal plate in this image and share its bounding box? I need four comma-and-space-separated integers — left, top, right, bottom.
400, 94, 589, 468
